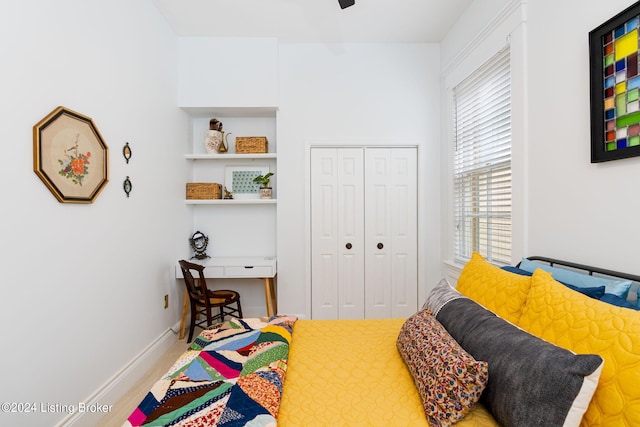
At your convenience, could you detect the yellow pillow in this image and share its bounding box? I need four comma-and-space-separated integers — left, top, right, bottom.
455, 252, 532, 324
518, 269, 640, 427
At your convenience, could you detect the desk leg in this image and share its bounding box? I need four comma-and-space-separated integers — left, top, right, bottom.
263, 278, 277, 317
179, 288, 188, 340
270, 278, 277, 314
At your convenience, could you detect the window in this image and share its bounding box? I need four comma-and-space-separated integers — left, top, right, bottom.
453, 47, 511, 265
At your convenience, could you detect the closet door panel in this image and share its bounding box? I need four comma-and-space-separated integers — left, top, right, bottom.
368, 251, 391, 316
311, 148, 364, 319
311, 149, 339, 319
389, 148, 418, 317
364, 147, 418, 318
336, 148, 365, 318
364, 149, 392, 317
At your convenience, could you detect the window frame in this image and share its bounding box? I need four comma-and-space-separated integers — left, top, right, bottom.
441, 0, 526, 276
452, 47, 512, 265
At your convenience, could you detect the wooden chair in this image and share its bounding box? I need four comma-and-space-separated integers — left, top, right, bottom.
178, 259, 243, 342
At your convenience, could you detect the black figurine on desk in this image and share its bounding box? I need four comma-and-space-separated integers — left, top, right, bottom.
189, 231, 210, 259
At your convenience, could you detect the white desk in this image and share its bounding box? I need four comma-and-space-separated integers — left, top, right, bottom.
175, 257, 277, 339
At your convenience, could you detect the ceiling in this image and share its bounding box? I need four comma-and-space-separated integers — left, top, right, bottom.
152, 0, 474, 43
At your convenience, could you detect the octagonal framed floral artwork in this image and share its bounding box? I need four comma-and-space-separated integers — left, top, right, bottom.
33, 106, 109, 203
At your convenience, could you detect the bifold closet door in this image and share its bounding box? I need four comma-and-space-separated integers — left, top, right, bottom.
311, 146, 417, 319
364, 147, 417, 318
311, 147, 365, 319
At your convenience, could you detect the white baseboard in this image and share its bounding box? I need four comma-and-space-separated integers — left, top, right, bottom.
56, 323, 181, 427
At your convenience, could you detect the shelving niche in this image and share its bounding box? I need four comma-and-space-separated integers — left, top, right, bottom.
183, 107, 277, 205
182, 106, 278, 259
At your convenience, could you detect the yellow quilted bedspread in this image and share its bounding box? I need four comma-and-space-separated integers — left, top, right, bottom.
278, 319, 497, 427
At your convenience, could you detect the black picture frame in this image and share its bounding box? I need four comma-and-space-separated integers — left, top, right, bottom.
590, 1, 640, 162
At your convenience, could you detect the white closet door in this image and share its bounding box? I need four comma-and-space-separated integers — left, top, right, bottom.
364, 147, 417, 318
311, 148, 364, 319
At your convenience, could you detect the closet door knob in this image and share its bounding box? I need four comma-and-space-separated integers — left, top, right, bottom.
377, 243, 384, 249
346, 243, 353, 250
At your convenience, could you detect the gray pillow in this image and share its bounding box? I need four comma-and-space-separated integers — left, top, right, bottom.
423, 278, 466, 315
435, 297, 603, 427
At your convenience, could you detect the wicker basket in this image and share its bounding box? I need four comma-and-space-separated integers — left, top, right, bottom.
236, 136, 268, 154
186, 183, 222, 200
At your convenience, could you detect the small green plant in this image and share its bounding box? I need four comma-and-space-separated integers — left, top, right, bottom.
252, 172, 274, 188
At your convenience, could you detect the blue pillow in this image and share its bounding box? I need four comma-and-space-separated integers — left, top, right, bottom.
501, 266, 532, 277
600, 293, 640, 310
563, 283, 606, 299
518, 258, 632, 299
502, 266, 606, 299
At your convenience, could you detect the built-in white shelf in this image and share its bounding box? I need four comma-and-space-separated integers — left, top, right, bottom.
185, 199, 277, 205
185, 153, 277, 160
181, 106, 278, 118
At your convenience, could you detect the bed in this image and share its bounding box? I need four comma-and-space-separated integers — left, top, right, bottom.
123, 256, 640, 427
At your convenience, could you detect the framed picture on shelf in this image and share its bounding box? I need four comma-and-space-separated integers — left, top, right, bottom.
33, 106, 109, 203
590, 1, 640, 162
224, 165, 269, 199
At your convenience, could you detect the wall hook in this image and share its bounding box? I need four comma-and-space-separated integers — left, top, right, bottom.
123, 176, 132, 197
123, 142, 132, 164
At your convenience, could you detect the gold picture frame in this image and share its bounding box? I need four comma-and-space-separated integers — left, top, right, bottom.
33, 106, 109, 203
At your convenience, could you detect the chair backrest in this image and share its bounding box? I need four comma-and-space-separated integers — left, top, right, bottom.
178, 260, 210, 307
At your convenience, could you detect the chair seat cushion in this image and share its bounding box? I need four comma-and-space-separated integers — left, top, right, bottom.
205, 289, 240, 305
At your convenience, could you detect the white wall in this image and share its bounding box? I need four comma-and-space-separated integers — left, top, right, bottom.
441, 0, 640, 277
177, 37, 279, 108
0, 1, 190, 426
526, 0, 640, 272
276, 43, 442, 317
440, 0, 512, 68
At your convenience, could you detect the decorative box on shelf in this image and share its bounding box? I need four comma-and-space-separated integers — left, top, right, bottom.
236, 136, 268, 154
186, 182, 222, 200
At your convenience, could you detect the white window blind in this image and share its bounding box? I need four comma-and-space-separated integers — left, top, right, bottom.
453, 47, 511, 265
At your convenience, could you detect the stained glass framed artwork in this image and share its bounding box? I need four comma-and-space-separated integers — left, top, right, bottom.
590, 1, 640, 162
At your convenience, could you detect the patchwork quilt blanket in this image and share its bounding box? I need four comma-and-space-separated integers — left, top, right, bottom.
124, 315, 297, 427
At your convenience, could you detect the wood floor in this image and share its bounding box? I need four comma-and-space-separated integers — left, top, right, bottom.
96, 338, 191, 427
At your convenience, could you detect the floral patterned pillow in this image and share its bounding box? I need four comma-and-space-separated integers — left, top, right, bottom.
397, 308, 488, 427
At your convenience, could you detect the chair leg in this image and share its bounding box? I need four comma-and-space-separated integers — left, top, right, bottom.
205, 306, 213, 328
188, 304, 197, 343
236, 299, 243, 318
